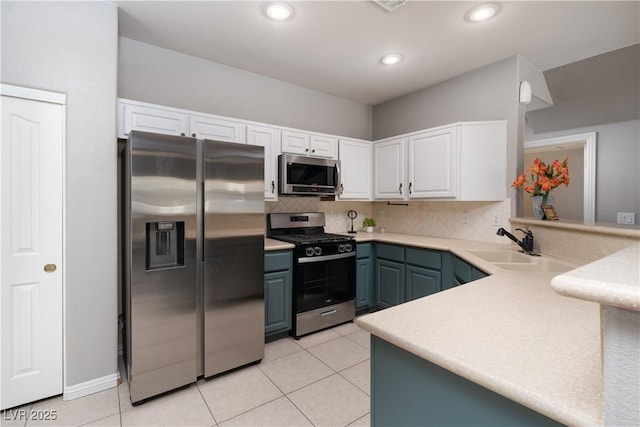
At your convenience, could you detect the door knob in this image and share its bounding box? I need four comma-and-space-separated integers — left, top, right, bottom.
44, 264, 57, 273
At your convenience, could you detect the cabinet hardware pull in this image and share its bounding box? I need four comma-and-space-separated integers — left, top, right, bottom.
320, 309, 337, 317
192, 133, 196, 137
312, 149, 315, 153
44, 264, 57, 273
180, 132, 185, 137
341, 183, 344, 194
399, 183, 403, 194
409, 182, 412, 194
305, 148, 309, 152
271, 180, 275, 193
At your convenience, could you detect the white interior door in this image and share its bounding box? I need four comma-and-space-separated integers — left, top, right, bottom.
1, 87, 64, 410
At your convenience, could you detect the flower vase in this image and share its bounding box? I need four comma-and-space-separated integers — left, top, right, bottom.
532, 194, 554, 219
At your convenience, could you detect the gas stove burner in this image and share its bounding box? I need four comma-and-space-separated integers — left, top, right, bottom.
274, 232, 353, 245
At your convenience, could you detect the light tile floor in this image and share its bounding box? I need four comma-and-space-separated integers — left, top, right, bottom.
2, 322, 371, 427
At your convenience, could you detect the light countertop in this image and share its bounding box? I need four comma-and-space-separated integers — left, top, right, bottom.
264, 238, 294, 251
353, 232, 602, 426
551, 243, 640, 312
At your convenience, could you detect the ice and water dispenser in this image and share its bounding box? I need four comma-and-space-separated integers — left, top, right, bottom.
145, 221, 185, 270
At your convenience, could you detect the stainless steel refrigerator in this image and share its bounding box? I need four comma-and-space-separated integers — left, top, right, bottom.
122, 131, 264, 404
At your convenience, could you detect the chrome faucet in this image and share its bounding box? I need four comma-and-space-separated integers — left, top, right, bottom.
496, 227, 536, 254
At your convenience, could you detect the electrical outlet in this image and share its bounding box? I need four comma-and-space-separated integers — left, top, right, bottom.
492, 213, 502, 226
380, 210, 385, 219
333, 210, 339, 220
617, 212, 636, 225
463, 212, 470, 224
427, 212, 436, 221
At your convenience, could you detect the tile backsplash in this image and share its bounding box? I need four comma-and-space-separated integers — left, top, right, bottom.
266, 197, 511, 243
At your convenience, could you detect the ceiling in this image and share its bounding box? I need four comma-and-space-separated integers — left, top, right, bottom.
116, 1, 640, 106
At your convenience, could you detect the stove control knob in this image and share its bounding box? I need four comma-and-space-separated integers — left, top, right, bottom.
305, 247, 314, 257
313, 246, 322, 256
345, 243, 353, 252
338, 244, 346, 253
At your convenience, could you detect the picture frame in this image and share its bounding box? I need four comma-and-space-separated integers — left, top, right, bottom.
541, 204, 559, 220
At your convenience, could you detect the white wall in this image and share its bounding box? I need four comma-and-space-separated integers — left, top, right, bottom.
1, 1, 118, 386
118, 37, 373, 140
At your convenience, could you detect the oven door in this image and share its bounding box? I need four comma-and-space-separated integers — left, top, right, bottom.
294, 252, 356, 314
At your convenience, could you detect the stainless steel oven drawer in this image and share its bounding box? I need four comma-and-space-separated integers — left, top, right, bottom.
295, 300, 355, 337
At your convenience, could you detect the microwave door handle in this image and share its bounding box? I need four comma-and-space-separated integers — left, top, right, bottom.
334, 163, 340, 194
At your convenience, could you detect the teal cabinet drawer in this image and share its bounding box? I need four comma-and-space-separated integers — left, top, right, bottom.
265, 251, 292, 272
375, 243, 405, 263
356, 243, 372, 259
406, 247, 442, 270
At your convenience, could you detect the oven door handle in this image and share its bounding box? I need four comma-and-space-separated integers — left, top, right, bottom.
298, 252, 356, 264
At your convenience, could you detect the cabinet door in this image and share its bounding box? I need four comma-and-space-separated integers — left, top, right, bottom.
121, 103, 188, 138
339, 139, 372, 200
356, 257, 373, 309
281, 130, 310, 155
247, 124, 280, 201
374, 138, 405, 199
264, 270, 292, 335
459, 122, 507, 201
189, 115, 246, 143
408, 127, 457, 198
406, 265, 440, 301
375, 259, 405, 308
310, 134, 338, 159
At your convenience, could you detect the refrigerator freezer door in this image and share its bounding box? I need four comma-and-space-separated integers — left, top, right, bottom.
125, 131, 198, 403
203, 140, 265, 377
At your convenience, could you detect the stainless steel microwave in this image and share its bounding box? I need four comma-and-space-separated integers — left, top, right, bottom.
278, 154, 341, 196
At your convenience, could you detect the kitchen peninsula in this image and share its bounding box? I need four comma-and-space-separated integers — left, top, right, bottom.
353, 232, 608, 426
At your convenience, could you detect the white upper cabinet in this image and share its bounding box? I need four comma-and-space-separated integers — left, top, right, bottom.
374, 138, 405, 199
458, 122, 507, 201
407, 126, 457, 198
189, 115, 246, 143
374, 121, 507, 201
247, 124, 281, 201
339, 138, 372, 200
281, 130, 338, 159
119, 102, 188, 138
309, 134, 338, 159
281, 130, 310, 155
118, 99, 245, 143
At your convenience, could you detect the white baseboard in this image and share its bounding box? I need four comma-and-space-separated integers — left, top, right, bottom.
63, 373, 119, 401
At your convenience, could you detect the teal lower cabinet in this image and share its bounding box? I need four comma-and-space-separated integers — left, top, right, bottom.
371, 336, 562, 427
375, 244, 442, 308
451, 255, 488, 287
356, 243, 374, 309
405, 265, 440, 301
375, 259, 405, 308
264, 251, 292, 336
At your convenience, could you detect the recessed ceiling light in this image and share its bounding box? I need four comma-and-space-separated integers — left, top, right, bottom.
264, 2, 293, 21
466, 3, 501, 23
380, 54, 404, 65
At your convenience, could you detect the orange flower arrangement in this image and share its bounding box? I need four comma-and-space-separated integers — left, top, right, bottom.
512, 156, 570, 204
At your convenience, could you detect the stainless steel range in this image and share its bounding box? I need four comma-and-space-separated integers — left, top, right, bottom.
267, 213, 356, 338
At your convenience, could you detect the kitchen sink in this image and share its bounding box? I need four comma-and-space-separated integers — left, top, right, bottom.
493, 258, 576, 273
467, 249, 577, 273
467, 249, 535, 263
